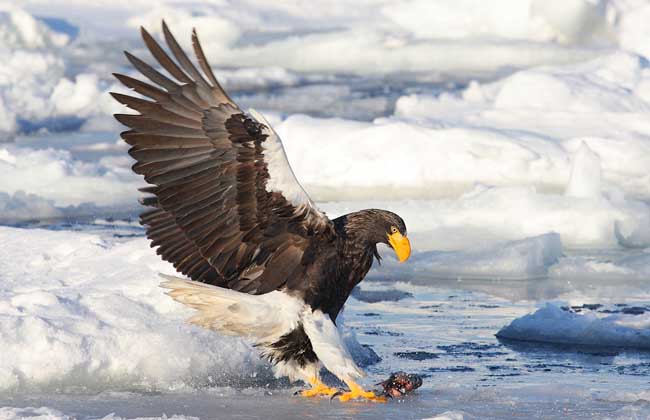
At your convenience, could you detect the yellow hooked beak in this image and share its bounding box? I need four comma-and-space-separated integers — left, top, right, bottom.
387, 231, 411, 263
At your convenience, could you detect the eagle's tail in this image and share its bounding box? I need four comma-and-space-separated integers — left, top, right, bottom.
159, 274, 303, 342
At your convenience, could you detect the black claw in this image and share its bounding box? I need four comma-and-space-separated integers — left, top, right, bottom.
330, 389, 345, 400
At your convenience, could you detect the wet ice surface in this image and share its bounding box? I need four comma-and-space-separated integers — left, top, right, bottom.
4, 5, 650, 418
3, 223, 650, 419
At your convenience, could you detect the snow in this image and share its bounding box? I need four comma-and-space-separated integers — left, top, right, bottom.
322, 183, 650, 251
0, 5, 122, 137
0, 406, 198, 420
384, 0, 608, 43
550, 249, 650, 282
497, 303, 650, 349
392, 52, 650, 199
0, 145, 141, 215
0, 0, 648, 137
0, 4, 69, 49
422, 411, 467, 420
0, 4, 648, 252
378, 233, 563, 281
0, 226, 381, 393
565, 142, 602, 198
0, 227, 260, 392
1, 1, 650, 417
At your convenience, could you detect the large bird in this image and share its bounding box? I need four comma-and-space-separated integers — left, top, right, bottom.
112, 22, 411, 402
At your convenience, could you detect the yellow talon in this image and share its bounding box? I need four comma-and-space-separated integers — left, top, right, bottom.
337, 380, 387, 403
300, 377, 338, 397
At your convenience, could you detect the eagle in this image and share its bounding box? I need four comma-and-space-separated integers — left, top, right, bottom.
112, 22, 411, 402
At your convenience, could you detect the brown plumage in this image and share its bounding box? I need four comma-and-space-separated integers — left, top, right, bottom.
112, 22, 411, 402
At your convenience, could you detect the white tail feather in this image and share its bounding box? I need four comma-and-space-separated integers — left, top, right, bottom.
159, 274, 366, 384
160, 274, 302, 342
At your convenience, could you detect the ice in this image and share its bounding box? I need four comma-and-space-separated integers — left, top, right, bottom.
322, 186, 650, 250
565, 142, 602, 198
384, 0, 607, 43
422, 411, 467, 420
0, 4, 69, 49
611, 0, 650, 58
0, 191, 62, 222
0, 145, 142, 221
393, 52, 650, 199
2, 1, 650, 417
497, 303, 650, 349
377, 233, 563, 281
0, 406, 198, 420
550, 250, 650, 282
0, 4, 648, 249
0, 226, 266, 392
10, 0, 634, 83
0, 226, 379, 392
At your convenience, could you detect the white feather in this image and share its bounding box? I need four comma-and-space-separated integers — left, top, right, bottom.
160, 275, 364, 384
159, 274, 302, 343
248, 108, 323, 213
301, 309, 365, 382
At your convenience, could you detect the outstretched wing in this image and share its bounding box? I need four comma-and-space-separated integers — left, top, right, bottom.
112, 22, 334, 294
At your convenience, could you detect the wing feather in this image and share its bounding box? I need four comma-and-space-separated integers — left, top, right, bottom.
113, 22, 334, 294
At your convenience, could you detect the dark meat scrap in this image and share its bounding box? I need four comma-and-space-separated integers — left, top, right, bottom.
377, 371, 423, 398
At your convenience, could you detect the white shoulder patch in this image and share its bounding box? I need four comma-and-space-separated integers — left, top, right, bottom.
248, 108, 323, 214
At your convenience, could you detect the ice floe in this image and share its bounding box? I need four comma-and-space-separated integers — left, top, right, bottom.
497, 303, 650, 349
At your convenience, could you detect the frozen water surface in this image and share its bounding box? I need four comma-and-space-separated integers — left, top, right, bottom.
2, 223, 650, 419
3, 1, 650, 419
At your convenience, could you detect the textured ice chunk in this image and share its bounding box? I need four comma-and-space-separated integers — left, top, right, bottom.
497, 303, 650, 349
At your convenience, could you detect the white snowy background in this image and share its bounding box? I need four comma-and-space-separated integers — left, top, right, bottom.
2, 1, 650, 419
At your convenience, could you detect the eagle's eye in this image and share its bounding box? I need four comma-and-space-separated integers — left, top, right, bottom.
390, 226, 398, 234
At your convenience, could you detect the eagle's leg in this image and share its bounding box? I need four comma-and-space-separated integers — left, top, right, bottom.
337, 379, 387, 402
300, 376, 338, 397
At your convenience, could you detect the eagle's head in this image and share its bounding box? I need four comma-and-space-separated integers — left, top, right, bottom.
378, 211, 411, 263
342, 209, 411, 263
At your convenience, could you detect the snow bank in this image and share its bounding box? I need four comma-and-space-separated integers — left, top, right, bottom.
0, 226, 377, 392
392, 52, 650, 200
0, 0, 649, 136
0, 145, 141, 221
0, 227, 262, 392
321, 183, 650, 251
0, 3, 648, 252
6, 78, 650, 249
0, 5, 124, 137
497, 303, 650, 349
611, 0, 650, 59
0, 406, 197, 420
384, 0, 608, 43
18, 0, 631, 79
112, 0, 608, 77
0, 4, 69, 49
277, 50, 650, 203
